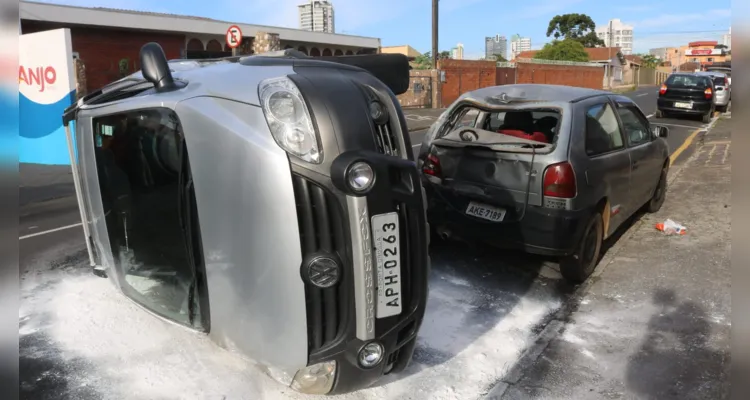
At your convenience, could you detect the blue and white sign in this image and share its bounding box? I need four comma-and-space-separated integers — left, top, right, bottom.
19, 28, 76, 165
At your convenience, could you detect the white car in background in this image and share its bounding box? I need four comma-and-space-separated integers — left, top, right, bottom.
695, 71, 731, 112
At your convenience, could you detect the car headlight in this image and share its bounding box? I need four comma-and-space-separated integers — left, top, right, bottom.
259, 76, 321, 163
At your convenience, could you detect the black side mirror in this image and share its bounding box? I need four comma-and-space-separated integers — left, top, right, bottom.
652, 125, 669, 138
140, 42, 178, 91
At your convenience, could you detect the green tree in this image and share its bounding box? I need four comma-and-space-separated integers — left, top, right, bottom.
492, 54, 507, 62
635, 53, 660, 69
413, 52, 432, 69
413, 50, 453, 69
546, 13, 605, 48
534, 39, 590, 62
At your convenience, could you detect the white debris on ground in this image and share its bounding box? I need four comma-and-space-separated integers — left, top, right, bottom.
20, 243, 562, 400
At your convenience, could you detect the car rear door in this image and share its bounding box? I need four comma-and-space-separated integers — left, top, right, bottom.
579, 97, 631, 236
614, 99, 663, 212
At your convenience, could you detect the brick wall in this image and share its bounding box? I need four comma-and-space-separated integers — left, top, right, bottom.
515, 63, 603, 89
22, 22, 185, 92
439, 59, 496, 106
397, 69, 435, 108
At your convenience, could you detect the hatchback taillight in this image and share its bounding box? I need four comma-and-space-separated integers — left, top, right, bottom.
659, 84, 667, 95
704, 87, 713, 99
422, 153, 442, 177
543, 162, 576, 199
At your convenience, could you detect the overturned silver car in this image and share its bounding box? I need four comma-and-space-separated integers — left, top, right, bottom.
62, 43, 430, 395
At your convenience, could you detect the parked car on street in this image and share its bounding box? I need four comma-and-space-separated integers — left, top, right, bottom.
656, 73, 716, 122
695, 71, 731, 112
417, 84, 670, 283
62, 43, 430, 395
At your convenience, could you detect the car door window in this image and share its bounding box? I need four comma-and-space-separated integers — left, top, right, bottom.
616, 105, 651, 146
585, 102, 625, 156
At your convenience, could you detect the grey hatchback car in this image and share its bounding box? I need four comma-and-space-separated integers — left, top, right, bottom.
417, 84, 670, 283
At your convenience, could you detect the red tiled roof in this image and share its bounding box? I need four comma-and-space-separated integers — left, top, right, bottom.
514, 50, 539, 59
624, 54, 642, 63
584, 47, 622, 61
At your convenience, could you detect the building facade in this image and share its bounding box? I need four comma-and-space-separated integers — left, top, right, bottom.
649, 47, 667, 60
485, 35, 507, 60
451, 43, 464, 60
684, 41, 729, 66
510, 35, 531, 59
298, 0, 335, 34
380, 45, 422, 58
595, 19, 634, 55
20, 1, 378, 94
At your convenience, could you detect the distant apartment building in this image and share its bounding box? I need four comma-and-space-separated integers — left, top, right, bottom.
649, 47, 667, 60
510, 35, 531, 59
485, 35, 507, 60
298, 0, 335, 33
722, 27, 731, 50
451, 43, 464, 60
596, 19, 634, 55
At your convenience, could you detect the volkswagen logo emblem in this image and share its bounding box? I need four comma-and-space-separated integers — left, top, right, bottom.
307, 256, 341, 288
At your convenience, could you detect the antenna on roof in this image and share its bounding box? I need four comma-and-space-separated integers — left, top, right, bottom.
140, 42, 178, 92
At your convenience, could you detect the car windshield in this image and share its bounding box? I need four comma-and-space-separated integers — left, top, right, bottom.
666, 75, 709, 88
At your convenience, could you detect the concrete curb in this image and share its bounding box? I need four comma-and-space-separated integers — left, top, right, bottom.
480, 112, 720, 400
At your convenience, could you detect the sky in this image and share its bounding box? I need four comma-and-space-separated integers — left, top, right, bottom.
33, 0, 731, 58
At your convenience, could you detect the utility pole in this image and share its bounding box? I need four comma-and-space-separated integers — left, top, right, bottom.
607, 20, 612, 89
432, 0, 438, 69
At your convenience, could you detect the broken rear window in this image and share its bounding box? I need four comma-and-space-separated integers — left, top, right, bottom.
479, 110, 561, 144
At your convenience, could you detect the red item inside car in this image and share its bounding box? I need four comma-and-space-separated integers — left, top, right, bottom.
497, 129, 549, 143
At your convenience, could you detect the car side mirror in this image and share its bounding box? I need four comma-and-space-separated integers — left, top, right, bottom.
652, 125, 669, 138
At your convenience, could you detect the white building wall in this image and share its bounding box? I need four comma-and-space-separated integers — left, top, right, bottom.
596, 19, 634, 55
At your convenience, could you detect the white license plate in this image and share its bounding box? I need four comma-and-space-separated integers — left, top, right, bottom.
674, 102, 692, 109
372, 212, 402, 319
465, 201, 506, 222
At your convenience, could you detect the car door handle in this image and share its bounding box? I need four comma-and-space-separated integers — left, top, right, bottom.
632, 161, 639, 170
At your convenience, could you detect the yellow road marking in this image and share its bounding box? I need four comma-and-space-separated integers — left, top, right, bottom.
669, 128, 701, 167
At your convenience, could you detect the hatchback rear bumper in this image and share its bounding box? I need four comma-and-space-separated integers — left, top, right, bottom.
426, 187, 590, 257
657, 98, 713, 114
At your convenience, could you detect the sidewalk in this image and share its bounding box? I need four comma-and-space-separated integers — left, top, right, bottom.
489, 117, 732, 399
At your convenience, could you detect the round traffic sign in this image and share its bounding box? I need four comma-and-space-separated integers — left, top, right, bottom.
226, 25, 243, 49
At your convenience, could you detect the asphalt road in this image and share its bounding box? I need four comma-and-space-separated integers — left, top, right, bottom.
403, 86, 717, 165
18, 85, 720, 400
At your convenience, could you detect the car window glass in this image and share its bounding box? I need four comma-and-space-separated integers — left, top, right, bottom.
666, 74, 709, 88
616, 106, 651, 146
585, 102, 624, 156
457, 109, 479, 128
92, 108, 204, 329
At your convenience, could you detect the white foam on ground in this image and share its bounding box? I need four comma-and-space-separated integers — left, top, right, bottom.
20, 256, 560, 400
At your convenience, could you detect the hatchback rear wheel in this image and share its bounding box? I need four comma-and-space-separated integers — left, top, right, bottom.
560, 211, 603, 284
645, 166, 668, 213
